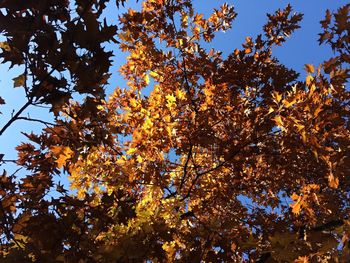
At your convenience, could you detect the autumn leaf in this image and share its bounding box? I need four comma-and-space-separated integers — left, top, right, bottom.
149, 71, 158, 78
96, 105, 104, 111
175, 89, 186, 100
143, 117, 153, 130
273, 115, 284, 130
304, 64, 314, 73
136, 155, 143, 163
0, 42, 10, 51
13, 74, 26, 88
295, 256, 309, 263
272, 91, 282, 103
51, 146, 74, 169
290, 193, 302, 215
244, 47, 252, 54
166, 94, 176, 108
126, 147, 137, 155
305, 75, 313, 86
144, 74, 150, 85
283, 99, 296, 108
328, 172, 339, 189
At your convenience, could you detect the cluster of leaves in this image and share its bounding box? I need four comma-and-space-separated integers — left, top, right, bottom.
0, 0, 350, 262
0, 0, 123, 134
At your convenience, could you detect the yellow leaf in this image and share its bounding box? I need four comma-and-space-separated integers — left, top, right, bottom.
175, 89, 186, 100
136, 155, 143, 163
96, 105, 104, 111
204, 85, 215, 97
150, 71, 158, 78
130, 98, 138, 108
166, 94, 176, 108
306, 75, 313, 86
283, 99, 296, 108
199, 103, 208, 111
166, 126, 173, 136
164, 114, 171, 123
143, 117, 153, 130
127, 148, 137, 155
273, 115, 284, 129
193, 27, 200, 34
166, 94, 176, 104
116, 156, 126, 165
144, 74, 150, 85
295, 123, 304, 132
272, 91, 282, 103
182, 14, 188, 25
162, 241, 176, 256
77, 189, 86, 199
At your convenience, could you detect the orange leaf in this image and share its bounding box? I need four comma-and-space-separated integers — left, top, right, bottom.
290, 196, 302, 215
51, 146, 74, 169
244, 48, 252, 54
304, 64, 314, 73
328, 172, 339, 189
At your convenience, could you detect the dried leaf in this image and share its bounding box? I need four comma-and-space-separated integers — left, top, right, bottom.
13, 74, 26, 88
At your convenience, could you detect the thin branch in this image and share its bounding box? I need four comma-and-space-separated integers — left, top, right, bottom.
169, 12, 199, 114
179, 143, 193, 190
0, 0, 96, 137
17, 117, 58, 127
181, 159, 227, 201
0, 160, 17, 164
181, 130, 281, 200
0, 100, 32, 137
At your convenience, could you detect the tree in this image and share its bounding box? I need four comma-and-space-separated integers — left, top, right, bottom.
0, 0, 350, 262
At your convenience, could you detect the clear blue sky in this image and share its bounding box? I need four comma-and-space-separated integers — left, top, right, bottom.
0, 1, 348, 183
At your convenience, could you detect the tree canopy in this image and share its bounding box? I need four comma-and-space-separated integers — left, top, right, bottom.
0, 0, 350, 262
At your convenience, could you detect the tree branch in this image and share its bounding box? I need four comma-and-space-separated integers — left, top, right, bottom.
17, 117, 57, 127
0, 100, 32, 137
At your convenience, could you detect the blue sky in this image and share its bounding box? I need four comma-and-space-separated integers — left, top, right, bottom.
0, 1, 348, 180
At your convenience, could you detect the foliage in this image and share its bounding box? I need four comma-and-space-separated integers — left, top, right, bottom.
0, 0, 350, 262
